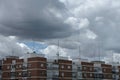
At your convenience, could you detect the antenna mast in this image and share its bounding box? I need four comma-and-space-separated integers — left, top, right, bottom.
79, 45, 81, 59
11, 49, 14, 56
112, 51, 114, 63
56, 40, 60, 58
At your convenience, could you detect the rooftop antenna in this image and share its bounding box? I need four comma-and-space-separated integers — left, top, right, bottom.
79, 45, 81, 60
56, 40, 60, 59
98, 44, 101, 61
99, 40, 103, 62
31, 39, 36, 53
93, 45, 95, 61
98, 44, 100, 61
98, 40, 103, 62
94, 44, 97, 61
96, 43, 100, 61
112, 51, 114, 63
11, 49, 15, 56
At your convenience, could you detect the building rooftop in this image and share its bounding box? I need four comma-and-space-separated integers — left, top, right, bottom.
91, 60, 105, 64
6, 56, 19, 59
27, 51, 45, 58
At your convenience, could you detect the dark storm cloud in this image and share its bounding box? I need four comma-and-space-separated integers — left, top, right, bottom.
0, 0, 73, 40
1, 0, 120, 61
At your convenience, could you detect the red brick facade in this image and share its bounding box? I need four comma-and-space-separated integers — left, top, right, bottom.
2, 56, 47, 80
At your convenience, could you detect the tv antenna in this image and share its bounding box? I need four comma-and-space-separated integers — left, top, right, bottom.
56, 40, 60, 58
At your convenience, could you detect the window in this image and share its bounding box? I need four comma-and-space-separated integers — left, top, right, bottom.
77, 72, 82, 77
108, 74, 111, 78
41, 64, 44, 67
19, 72, 21, 76
28, 72, 31, 77
11, 65, 15, 68
104, 68, 106, 72
16, 65, 18, 68
12, 60, 16, 64
84, 66, 86, 70
78, 66, 82, 71
61, 65, 64, 69
84, 73, 87, 77
19, 65, 22, 68
11, 72, 16, 77
53, 71, 59, 77
22, 63, 27, 70
90, 73, 92, 77
53, 64, 59, 69
41, 72, 44, 75
73, 72, 76, 78
90, 67, 92, 71
54, 60, 58, 63
22, 71, 28, 77
7, 66, 10, 69
28, 64, 31, 67
68, 66, 71, 69
61, 73, 64, 77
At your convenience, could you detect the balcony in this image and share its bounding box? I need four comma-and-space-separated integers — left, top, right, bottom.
47, 67, 58, 70
113, 74, 119, 79
94, 73, 104, 79
52, 77, 59, 80
72, 72, 77, 78
77, 67, 82, 71
11, 68, 15, 72
22, 71, 28, 77
94, 67, 102, 73
10, 72, 16, 79
22, 66, 27, 71
53, 75, 59, 78
11, 65, 16, 70
47, 64, 59, 70
112, 68, 119, 74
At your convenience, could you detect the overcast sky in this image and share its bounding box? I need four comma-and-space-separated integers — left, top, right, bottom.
0, 0, 120, 62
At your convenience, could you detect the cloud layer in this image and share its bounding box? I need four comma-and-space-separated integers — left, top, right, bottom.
0, 0, 73, 40
0, 0, 120, 62
0, 35, 31, 58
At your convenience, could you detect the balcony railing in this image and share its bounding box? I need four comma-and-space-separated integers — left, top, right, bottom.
47, 67, 58, 70
53, 75, 59, 78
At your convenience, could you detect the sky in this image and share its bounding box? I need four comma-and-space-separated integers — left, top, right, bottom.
0, 0, 120, 62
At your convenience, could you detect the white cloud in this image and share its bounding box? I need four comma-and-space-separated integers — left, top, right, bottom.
0, 35, 31, 58
65, 17, 89, 30
40, 45, 67, 58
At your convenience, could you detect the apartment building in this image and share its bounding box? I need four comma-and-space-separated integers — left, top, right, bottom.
101, 64, 112, 79
72, 59, 114, 80
81, 62, 94, 79
2, 56, 24, 80
72, 59, 94, 80
2, 52, 47, 80
27, 56, 47, 80
111, 62, 120, 80
2, 53, 120, 80
58, 58, 72, 80
47, 56, 72, 80
92, 61, 104, 80
118, 65, 120, 80
47, 58, 59, 80
92, 61, 113, 80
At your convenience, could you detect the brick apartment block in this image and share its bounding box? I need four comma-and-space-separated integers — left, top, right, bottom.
1, 53, 120, 80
